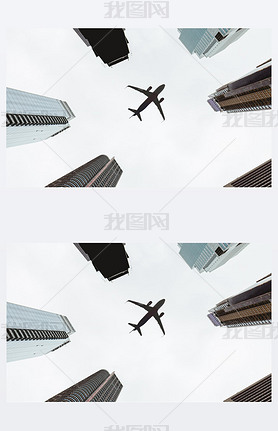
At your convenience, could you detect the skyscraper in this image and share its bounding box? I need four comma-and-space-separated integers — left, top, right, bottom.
74, 243, 130, 281
178, 243, 248, 273
207, 274, 271, 327
46, 369, 123, 402
208, 59, 271, 113
6, 88, 75, 147
178, 28, 248, 59
224, 160, 272, 187
74, 28, 129, 66
46, 155, 122, 187
7, 302, 75, 362
224, 374, 271, 402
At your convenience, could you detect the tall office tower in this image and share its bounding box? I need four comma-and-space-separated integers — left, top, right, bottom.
46, 369, 123, 402
208, 59, 271, 113
224, 374, 271, 402
74, 28, 129, 66
207, 274, 271, 327
178, 243, 248, 273
46, 155, 122, 187
178, 28, 248, 59
6, 88, 75, 147
224, 160, 272, 188
7, 302, 75, 362
74, 243, 130, 281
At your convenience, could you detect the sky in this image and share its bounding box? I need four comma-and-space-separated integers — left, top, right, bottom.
6, 28, 272, 188
7, 242, 272, 402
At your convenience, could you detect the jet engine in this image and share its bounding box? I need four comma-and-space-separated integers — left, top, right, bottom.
147, 86, 152, 91
147, 301, 152, 306
159, 98, 164, 103
160, 312, 165, 317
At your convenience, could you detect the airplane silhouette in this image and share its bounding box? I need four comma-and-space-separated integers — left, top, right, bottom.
127, 299, 165, 336
128, 84, 165, 121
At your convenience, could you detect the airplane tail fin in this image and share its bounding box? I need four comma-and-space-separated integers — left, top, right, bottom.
128, 323, 142, 336
128, 108, 142, 121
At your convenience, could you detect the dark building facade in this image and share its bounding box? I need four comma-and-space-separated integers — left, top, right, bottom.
46, 155, 122, 187
75, 243, 130, 281
208, 274, 271, 327
224, 374, 271, 402
46, 369, 122, 402
224, 160, 271, 187
74, 28, 129, 66
208, 59, 271, 112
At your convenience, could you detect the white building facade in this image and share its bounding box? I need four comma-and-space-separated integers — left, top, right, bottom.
178, 243, 249, 273
178, 28, 249, 59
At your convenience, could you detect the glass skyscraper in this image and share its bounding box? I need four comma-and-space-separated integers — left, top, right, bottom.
46, 369, 123, 402
208, 274, 271, 327
208, 59, 271, 113
46, 155, 122, 187
6, 87, 75, 147
178, 243, 249, 273
178, 28, 248, 59
7, 302, 75, 362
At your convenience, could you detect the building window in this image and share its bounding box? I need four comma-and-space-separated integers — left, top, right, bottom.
215, 32, 226, 42
215, 246, 226, 256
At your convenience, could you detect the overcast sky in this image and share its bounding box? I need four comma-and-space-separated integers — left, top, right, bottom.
6, 28, 272, 188
7, 242, 271, 402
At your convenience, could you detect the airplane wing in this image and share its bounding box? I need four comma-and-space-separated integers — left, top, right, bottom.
127, 85, 152, 97
154, 312, 165, 335
153, 98, 165, 121
127, 300, 152, 311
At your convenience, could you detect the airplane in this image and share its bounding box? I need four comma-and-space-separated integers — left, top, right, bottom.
127, 298, 165, 336
128, 84, 165, 121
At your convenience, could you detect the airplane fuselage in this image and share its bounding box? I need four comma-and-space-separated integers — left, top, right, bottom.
137, 85, 165, 113
136, 299, 165, 328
